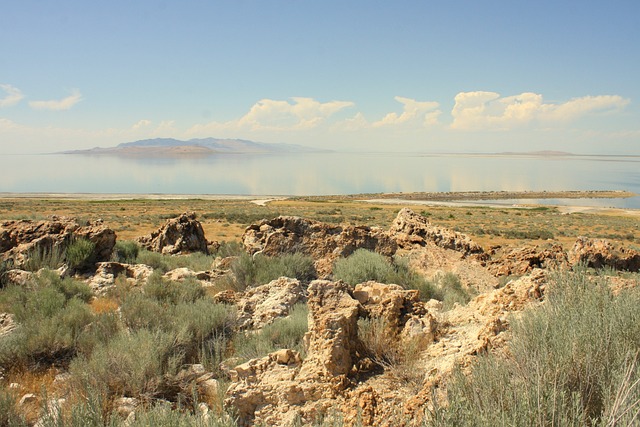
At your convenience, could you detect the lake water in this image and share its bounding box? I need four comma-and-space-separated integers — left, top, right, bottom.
1, 152, 640, 208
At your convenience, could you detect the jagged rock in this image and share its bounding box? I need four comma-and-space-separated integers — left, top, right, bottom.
389, 208, 486, 259
301, 280, 362, 379
353, 281, 427, 332
488, 243, 568, 276
569, 237, 640, 271
242, 216, 397, 277
136, 212, 209, 255
4, 269, 34, 286
0, 216, 116, 269
0, 312, 16, 338
163, 267, 224, 283
235, 277, 306, 330
87, 262, 153, 291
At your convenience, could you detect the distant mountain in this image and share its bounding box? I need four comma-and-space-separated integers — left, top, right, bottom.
61, 138, 326, 156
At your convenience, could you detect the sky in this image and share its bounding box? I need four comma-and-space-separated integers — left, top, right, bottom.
1, 0, 640, 155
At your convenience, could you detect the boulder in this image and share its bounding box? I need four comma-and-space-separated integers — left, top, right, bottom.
569, 237, 640, 271
353, 281, 427, 332
136, 212, 209, 255
235, 277, 306, 330
0, 312, 16, 338
0, 217, 116, 269
389, 208, 486, 259
242, 216, 397, 277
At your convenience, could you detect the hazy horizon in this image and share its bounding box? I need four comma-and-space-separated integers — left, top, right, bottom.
1, 1, 639, 157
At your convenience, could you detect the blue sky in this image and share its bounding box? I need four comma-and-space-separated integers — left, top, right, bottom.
1, 0, 639, 154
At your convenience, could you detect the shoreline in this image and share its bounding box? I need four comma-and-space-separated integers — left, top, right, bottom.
0, 189, 636, 201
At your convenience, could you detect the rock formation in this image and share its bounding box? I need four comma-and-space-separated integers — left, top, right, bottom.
488, 243, 568, 276
390, 208, 486, 259
569, 236, 640, 271
234, 277, 306, 330
136, 212, 209, 255
0, 216, 116, 269
242, 216, 397, 276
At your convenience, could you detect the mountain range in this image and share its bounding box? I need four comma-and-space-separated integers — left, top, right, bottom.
61, 138, 324, 156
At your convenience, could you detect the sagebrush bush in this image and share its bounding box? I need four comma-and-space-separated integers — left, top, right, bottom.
432, 272, 473, 310
228, 253, 316, 290
430, 268, 640, 426
143, 273, 205, 305
333, 249, 436, 300
65, 238, 96, 271
0, 386, 27, 426
112, 240, 139, 264
23, 244, 65, 272
70, 329, 182, 399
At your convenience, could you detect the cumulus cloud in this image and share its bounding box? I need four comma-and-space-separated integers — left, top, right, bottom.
0, 84, 24, 108
132, 119, 152, 130
187, 97, 354, 136
451, 91, 629, 130
29, 89, 82, 111
373, 96, 441, 127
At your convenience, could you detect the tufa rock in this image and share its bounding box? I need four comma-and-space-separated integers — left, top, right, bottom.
136, 212, 209, 255
569, 237, 640, 272
0, 217, 116, 269
488, 243, 568, 276
389, 208, 486, 259
235, 277, 306, 330
87, 262, 153, 291
242, 216, 397, 277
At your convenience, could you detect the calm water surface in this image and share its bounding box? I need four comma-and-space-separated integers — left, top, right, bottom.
2, 152, 639, 207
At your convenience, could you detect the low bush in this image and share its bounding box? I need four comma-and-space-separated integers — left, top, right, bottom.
0, 386, 27, 426
432, 272, 473, 310
65, 238, 96, 271
112, 240, 139, 264
135, 249, 215, 273
143, 273, 205, 305
430, 268, 640, 426
228, 253, 316, 290
333, 250, 437, 301
23, 244, 65, 272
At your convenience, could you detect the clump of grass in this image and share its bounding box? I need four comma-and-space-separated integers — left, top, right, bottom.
0, 386, 27, 426
431, 272, 474, 310
227, 253, 316, 291
332, 249, 437, 301
143, 272, 205, 305
430, 268, 640, 426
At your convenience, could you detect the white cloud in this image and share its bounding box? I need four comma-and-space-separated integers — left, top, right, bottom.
187, 97, 354, 136
0, 84, 24, 108
29, 89, 83, 111
372, 96, 441, 127
132, 119, 152, 130
451, 91, 629, 130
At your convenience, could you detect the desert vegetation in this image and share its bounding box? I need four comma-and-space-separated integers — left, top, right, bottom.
0, 196, 638, 426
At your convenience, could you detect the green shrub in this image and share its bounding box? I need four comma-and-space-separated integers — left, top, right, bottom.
127, 402, 237, 427
229, 253, 316, 290
65, 238, 96, 270
120, 291, 170, 331
70, 329, 182, 399
23, 244, 65, 272
432, 273, 473, 310
431, 268, 640, 426
0, 386, 27, 427
332, 250, 436, 300
213, 241, 244, 258
143, 273, 205, 305
112, 240, 139, 264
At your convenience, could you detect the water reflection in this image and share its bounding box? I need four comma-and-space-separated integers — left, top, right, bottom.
1, 153, 639, 204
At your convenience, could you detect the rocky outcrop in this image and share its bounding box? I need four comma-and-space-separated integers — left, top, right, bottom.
0, 217, 116, 269
225, 280, 439, 426
242, 216, 397, 277
87, 262, 154, 291
136, 212, 209, 255
390, 208, 486, 259
569, 237, 640, 271
488, 244, 568, 276
235, 277, 306, 330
